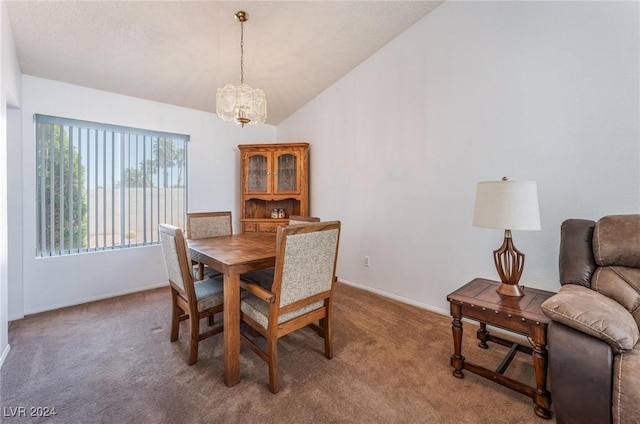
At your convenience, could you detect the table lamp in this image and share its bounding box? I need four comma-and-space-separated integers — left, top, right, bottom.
472, 177, 540, 297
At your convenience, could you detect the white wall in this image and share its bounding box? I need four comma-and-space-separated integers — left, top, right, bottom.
17, 76, 276, 316
1, 0, 22, 366
7, 1, 640, 321
278, 1, 640, 313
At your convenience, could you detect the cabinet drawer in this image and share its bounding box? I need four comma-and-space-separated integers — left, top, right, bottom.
243, 222, 257, 232
258, 222, 280, 233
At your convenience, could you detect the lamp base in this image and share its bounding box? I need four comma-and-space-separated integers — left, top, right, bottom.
496, 282, 525, 297
493, 230, 526, 297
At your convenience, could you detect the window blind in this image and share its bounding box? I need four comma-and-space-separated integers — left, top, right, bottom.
35, 114, 189, 257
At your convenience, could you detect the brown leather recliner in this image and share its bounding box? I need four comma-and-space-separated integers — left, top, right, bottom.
541, 215, 640, 424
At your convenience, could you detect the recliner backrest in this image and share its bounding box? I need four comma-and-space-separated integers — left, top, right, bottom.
593, 215, 640, 268
591, 215, 640, 328
559, 215, 640, 329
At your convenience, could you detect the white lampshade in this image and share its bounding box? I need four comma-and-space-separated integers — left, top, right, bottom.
473, 179, 541, 231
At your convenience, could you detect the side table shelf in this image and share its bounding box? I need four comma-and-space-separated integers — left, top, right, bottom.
447, 278, 554, 420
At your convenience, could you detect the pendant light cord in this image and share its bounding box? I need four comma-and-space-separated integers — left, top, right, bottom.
240, 19, 244, 85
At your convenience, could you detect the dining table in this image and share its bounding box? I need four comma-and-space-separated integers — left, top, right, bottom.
188, 231, 277, 387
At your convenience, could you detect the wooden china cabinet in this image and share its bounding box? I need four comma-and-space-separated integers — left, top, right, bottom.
239, 142, 309, 233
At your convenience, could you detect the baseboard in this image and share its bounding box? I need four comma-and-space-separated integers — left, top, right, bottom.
22, 282, 167, 317
337, 278, 450, 316
337, 278, 528, 343
0, 344, 11, 369
8, 312, 24, 321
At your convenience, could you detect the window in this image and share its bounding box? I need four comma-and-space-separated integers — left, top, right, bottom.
35, 114, 189, 257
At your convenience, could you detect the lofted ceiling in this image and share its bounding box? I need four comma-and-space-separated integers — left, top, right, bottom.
5, 0, 443, 125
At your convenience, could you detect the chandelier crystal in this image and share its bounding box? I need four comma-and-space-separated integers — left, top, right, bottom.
216, 11, 267, 127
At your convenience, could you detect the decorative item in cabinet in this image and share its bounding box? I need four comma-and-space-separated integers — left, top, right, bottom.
239, 143, 309, 233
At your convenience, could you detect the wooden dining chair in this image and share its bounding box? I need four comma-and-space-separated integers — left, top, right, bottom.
159, 223, 224, 365
186, 211, 232, 280
239, 221, 341, 393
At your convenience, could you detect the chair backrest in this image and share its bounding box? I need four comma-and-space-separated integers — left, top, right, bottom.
186, 211, 232, 239
288, 215, 320, 225
159, 224, 195, 297
271, 221, 340, 309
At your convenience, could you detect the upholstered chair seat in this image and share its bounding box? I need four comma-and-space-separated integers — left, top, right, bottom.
194, 277, 224, 312
241, 295, 323, 329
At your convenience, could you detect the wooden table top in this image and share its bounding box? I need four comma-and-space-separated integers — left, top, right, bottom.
447, 278, 554, 322
188, 232, 277, 267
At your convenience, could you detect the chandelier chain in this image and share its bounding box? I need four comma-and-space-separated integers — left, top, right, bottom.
240, 19, 244, 85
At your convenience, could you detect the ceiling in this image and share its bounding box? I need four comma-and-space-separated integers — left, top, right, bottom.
5, 1, 443, 125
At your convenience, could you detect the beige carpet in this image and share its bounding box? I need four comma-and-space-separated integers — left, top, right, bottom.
1, 283, 555, 423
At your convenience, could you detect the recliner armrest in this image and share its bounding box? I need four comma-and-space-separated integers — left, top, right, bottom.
542, 285, 639, 353
549, 322, 613, 424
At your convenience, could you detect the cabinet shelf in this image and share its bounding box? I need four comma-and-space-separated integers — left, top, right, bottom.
243, 198, 301, 220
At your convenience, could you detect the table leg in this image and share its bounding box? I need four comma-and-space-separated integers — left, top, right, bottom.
531, 326, 552, 419
477, 322, 489, 349
450, 303, 465, 378
223, 270, 241, 387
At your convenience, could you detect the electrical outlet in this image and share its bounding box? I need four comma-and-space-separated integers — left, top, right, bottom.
364, 256, 371, 267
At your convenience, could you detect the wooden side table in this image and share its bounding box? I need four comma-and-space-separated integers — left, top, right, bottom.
447, 278, 554, 419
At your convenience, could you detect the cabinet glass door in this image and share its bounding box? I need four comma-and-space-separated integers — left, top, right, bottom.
246, 153, 269, 193
274, 151, 299, 194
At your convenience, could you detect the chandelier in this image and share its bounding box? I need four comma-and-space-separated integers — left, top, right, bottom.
216, 11, 267, 127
